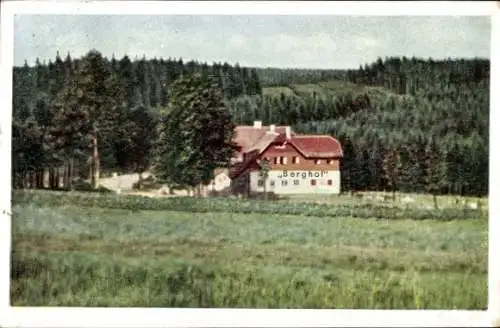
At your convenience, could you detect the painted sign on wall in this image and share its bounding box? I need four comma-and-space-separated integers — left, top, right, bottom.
276, 170, 328, 179
250, 170, 341, 194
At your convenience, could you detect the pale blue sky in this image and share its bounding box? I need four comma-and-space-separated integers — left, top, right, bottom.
13, 15, 491, 69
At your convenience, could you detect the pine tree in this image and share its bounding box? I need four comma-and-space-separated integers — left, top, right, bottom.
50, 50, 124, 189
123, 105, 158, 186
118, 55, 137, 109
153, 74, 238, 195
424, 137, 447, 209
382, 146, 402, 200
136, 56, 151, 109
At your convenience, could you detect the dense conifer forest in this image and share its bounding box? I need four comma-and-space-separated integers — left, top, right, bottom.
11, 51, 489, 196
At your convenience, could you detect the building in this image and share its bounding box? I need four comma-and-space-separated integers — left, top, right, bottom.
231, 121, 296, 163
229, 121, 343, 195
209, 168, 231, 192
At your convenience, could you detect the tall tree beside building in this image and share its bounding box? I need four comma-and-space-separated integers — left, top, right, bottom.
259, 159, 270, 201
153, 74, 238, 195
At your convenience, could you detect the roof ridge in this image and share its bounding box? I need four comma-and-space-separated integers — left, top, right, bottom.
288, 135, 343, 158
292, 134, 335, 138
236, 125, 291, 128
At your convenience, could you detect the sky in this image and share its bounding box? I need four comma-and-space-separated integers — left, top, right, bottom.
13, 15, 491, 69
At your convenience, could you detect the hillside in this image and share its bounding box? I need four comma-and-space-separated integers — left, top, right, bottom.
11, 53, 489, 196
227, 57, 489, 196
253, 67, 345, 87
262, 79, 390, 99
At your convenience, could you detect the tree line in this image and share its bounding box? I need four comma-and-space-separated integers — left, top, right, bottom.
227, 57, 489, 197
11, 50, 261, 189
12, 51, 489, 197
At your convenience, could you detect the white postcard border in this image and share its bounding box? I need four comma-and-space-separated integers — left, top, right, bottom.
0, 1, 498, 327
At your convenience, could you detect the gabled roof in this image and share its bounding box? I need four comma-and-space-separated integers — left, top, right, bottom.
234, 125, 295, 153
247, 132, 280, 153
229, 149, 261, 179
288, 135, 343, 158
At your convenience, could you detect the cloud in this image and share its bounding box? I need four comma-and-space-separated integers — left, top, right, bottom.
354, 36, 381, 50
13, 15, 491, 69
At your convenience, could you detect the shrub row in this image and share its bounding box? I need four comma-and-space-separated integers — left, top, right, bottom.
12, 190, 487, 221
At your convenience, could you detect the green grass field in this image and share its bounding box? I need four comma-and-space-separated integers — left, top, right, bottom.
10, 190, 488, 309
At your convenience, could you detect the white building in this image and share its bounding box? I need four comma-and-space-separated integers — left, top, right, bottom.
229, 121, 343, 196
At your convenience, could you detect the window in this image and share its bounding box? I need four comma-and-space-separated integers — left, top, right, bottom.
311, 179, 317, 186
294, 180, 300, 186
293, 156, 300, 164
315, 159, 321, 165
282, 157, 288, 164
270, 180, 275, 187
258, 180, 264, 187
282, 180, 288, 186
328, 159, 335, 165
327, 179, 333, 186
274, 157, 279, 164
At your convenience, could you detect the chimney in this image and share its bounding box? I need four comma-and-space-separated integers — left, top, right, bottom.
253, 121, 262, 129
286, 126, 291, 139
269, 124, 276, 133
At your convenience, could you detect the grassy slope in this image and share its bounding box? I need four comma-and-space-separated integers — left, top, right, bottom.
262, 79, 390, 100
10, 191, 488, 309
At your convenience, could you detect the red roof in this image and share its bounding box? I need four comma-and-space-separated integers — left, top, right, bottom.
229, 124, 342, 180
288, 135, 343, 158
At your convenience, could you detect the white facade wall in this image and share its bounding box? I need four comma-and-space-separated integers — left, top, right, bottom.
249, 169, 341, 195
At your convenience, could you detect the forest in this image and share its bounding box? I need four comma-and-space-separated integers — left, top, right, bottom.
11, 51, 490, 196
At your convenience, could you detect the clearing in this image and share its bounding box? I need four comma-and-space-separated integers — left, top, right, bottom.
10, 190, 488, 309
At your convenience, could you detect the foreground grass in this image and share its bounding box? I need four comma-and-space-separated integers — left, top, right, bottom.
10, 191, 488, 309
12, 251, 485, 308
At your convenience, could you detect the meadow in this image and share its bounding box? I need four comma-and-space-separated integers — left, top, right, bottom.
261, 79, 391, 101
10, 190, 488, 309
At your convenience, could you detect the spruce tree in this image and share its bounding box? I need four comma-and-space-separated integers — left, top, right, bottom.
153, 74, 238, 195
50, 50, 124, 189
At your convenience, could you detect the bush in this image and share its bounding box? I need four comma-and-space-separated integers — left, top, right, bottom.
73, 179, 112, 193
132, 175, 162, 191
41, 179, 113, 193
248, 191, 283, 201
11, 190, 487, 221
